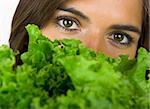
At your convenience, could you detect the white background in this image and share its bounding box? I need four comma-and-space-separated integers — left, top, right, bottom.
0, 0, 20, 45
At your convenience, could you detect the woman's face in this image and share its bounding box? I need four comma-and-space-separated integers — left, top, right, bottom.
42, 0, 142, 59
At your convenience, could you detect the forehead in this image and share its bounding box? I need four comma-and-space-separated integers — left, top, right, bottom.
62, 0, 142, 28
63, 0, 142, 12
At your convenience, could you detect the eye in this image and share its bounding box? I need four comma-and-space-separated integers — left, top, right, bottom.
108, 31, 132, 46
56, 16, 80, 31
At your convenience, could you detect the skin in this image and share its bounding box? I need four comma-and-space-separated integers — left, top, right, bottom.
42, 0, 142, 59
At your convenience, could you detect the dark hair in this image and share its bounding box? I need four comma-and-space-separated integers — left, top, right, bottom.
9, 0, 149, 65
10, 0, 67, 65
139, 0, 149, 51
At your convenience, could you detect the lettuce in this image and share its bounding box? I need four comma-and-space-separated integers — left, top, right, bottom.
0, 24, 149, 109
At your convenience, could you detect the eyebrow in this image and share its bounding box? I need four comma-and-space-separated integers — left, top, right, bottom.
58, 7, 90, 21
109, 25, 141, 35
57, 7, 141, 34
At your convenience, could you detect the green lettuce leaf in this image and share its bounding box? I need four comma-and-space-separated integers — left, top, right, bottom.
0, 24, 149, 109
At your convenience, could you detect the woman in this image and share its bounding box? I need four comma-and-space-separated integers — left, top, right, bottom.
9, 0, 149, 64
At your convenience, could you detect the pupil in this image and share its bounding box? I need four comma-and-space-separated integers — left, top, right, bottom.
114, 34, 124, 42
63, 19, 73, 27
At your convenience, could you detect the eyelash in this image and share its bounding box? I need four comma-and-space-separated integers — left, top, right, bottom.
55, 16, 80, 32
55, 16, 133, 47
108, 31, 133, 46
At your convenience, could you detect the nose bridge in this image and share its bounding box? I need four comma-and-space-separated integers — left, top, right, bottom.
91, 27, 100, 36
84, 26, 102, 51
92, 25, 102, 37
